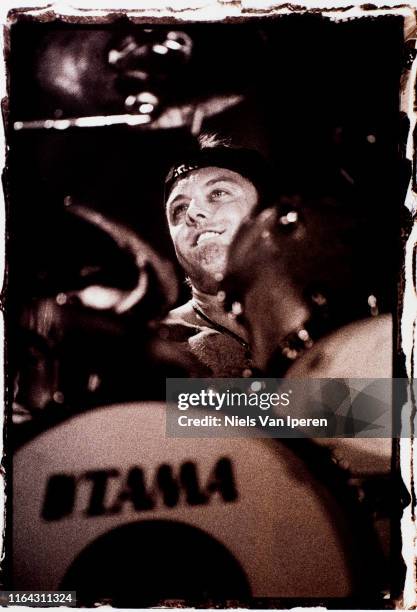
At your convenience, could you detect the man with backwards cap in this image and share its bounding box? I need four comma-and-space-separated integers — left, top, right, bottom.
161, 135, 273, 377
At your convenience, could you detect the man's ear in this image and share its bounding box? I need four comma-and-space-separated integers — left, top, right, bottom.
184, 277, 192, 288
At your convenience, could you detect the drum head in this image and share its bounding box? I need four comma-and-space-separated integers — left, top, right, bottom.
285, 315, 393, 475
13, 402, 384, 605
285, 314, 393, 379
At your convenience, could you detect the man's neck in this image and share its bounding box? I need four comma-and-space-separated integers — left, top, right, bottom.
191, 286, 249, 342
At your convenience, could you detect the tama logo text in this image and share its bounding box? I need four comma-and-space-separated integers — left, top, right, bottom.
41, 457, 238, 521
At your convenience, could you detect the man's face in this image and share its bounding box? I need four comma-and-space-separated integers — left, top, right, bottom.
166, 166, 259, 293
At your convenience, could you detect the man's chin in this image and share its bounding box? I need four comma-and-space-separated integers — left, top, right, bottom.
198, 242, 228, 267
186, 261, 228, 293
178, 243, 229, 290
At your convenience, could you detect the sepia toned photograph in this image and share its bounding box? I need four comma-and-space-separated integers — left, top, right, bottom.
3, 4, 416, 609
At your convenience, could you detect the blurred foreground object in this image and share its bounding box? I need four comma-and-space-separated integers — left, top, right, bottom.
12, 202, 200, 418
224, 198, 392, 375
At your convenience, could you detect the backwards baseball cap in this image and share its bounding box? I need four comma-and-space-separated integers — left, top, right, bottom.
164, 140, 275, 209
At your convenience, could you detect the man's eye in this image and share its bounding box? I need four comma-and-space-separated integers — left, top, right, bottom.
172, 204, 187, 222
210, 189, 230, 201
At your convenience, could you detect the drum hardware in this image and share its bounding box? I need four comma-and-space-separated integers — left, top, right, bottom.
13, 94, 244, 132
107, 29, 193, 106
279, 210, 299, 226
368, 294, 379, 317
265, 297, 338, 373
278, 326, 314, 361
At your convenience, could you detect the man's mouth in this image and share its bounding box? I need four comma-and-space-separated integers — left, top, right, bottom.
195, 229, 224, 246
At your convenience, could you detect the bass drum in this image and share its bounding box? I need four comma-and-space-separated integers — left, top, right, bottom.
13, 402, 385, 606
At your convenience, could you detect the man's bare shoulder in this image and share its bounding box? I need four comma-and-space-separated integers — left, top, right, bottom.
164, 300, 201, 327
160, 300, 251, 377
157, 300, 206, 344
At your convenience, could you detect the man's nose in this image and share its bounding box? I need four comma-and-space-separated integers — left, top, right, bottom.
185, 197, 211, 225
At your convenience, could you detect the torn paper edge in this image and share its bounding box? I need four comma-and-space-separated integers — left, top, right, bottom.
0, 1, 416, 609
